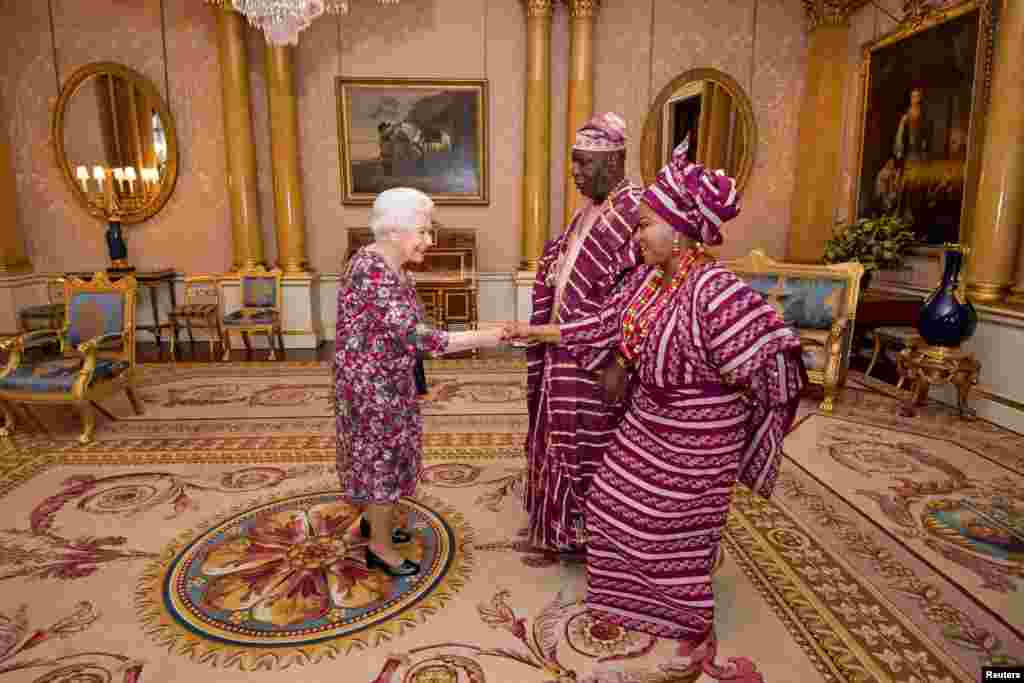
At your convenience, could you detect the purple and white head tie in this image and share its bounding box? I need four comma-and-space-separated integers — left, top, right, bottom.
641, 136, 740, 246
573, 112, 627, 153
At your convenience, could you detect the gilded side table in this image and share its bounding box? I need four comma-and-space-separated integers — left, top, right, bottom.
896, 340, 980, 418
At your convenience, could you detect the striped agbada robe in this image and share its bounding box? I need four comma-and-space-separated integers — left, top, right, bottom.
560, 259, 806, 642
525, 181, 642, 552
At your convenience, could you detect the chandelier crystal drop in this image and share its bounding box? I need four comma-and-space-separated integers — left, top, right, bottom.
225, 0, 401, 46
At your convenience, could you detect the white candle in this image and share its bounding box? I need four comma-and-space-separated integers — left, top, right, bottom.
76, 166, 89, 193
124, 166, 136, 194
113, 167, 125, 191
92, 166, 105, 188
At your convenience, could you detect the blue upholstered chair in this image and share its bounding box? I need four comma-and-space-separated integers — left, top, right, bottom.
221, 265, 285, 361
0, 272, 142, 444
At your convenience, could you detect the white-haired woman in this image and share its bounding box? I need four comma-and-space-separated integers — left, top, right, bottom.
336, 188, 506, 576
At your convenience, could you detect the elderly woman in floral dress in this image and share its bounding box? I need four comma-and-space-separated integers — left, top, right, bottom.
511, 139, 806, 681
335, 187, 506, 576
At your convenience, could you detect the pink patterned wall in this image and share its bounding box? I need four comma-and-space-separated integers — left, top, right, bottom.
595, 0, 809, 261
1, 0, 231, 276
2, 0, 808, 275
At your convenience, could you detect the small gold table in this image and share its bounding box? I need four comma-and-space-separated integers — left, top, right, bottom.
896, 339, 980, 418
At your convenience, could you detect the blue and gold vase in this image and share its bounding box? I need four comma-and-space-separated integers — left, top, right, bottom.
917, 243, 977, 348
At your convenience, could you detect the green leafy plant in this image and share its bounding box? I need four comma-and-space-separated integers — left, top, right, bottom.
822, 215, 916, 274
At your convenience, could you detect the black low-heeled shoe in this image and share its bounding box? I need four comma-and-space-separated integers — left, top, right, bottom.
365, 547, 420, 577
359, 516, 413, 544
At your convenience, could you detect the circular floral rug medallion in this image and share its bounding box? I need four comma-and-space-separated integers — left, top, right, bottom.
136, 487, 473, 670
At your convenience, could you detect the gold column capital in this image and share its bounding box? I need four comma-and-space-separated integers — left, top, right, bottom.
801, 0, 852, 31
564, 0, 600, 19
523, 0, 555, 18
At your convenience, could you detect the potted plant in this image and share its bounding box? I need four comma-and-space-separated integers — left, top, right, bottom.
822, 215, 916, 290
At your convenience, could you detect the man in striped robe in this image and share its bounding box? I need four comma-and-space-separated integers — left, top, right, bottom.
525, 112, 643, 553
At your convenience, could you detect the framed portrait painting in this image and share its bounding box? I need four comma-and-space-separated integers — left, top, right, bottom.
336, 78, 489, 205
853, 0, 997, 246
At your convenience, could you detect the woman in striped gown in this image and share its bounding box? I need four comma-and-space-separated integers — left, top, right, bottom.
512, 138, 806, 681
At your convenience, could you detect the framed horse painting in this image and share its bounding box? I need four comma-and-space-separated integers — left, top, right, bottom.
336, 77, 489, 205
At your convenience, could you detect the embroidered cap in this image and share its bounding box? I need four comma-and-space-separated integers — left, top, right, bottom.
642, 136, 739, 246
573, 112, 628, 153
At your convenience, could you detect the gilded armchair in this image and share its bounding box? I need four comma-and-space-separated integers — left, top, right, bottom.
221, 266, 285, 361
0, 272, 143, 444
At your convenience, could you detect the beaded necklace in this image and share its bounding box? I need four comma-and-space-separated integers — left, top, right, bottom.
619, 248, 702, 364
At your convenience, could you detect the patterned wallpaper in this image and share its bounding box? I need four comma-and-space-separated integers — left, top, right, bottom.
1, 0, 811, 275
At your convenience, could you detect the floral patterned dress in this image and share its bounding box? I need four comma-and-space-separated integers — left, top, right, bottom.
335, 247, 449, 504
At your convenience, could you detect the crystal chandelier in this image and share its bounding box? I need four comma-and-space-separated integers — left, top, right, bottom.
212, 0, 402, 47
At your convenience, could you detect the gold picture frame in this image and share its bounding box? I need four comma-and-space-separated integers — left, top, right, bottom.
336, 77, 489, 205
852, 0, 998, 247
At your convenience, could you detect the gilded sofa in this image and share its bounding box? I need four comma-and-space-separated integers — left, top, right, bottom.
722, 250, 864, 412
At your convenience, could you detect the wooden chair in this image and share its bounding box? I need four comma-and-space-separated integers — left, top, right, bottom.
168, 275, 224, 360
221, 265, 285, 361
0, 272, 142, 444
18, 277, 66, 332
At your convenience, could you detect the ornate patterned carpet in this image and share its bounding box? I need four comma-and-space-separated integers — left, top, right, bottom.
0, 361, 1020, 683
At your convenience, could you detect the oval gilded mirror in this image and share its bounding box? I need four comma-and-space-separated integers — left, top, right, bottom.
641, 68, 756, 191
52, 62, 178, 224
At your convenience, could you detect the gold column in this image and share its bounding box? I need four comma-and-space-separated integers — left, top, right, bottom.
0, 99, 30, 273
214, 3, 265, 270
562, 0, 598, 225
967, 0, 1024, 303
265, 44, 308, 274
786, 7, 851, 263
521, 0, 554, 269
